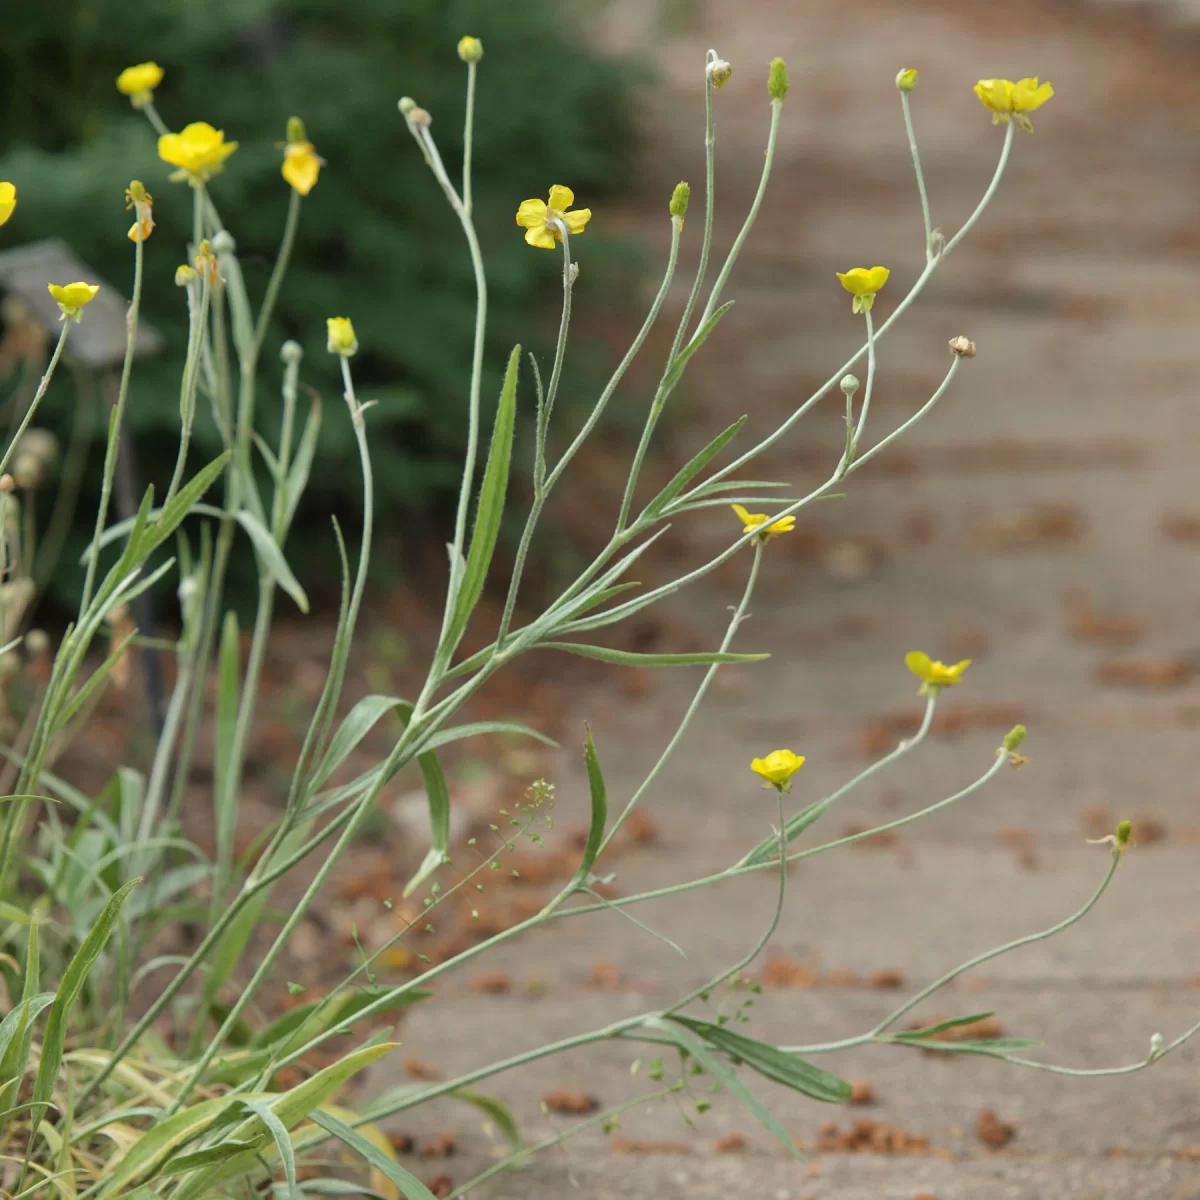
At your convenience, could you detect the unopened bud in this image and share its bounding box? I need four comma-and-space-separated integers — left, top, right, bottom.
1002, 725, 1026, 752
126, 180, 149, 204
398, 96, 417, 115
287, 116, 307, 145
839, 374, 860, 396
457, 35, 484, 63
949, 335, 976, 358
326, 315, 358, 357
174, 264, 195, 288
669, 181, 690, 222
211, 230, 235, 256
1148, 1032, 1164, 1060
895, 68, 919, 92
708, 58, 732, 89
194, 241, 219, 286
1115, 819, 1132, 849
281, 339, 304, 365
768, 57, 789, 102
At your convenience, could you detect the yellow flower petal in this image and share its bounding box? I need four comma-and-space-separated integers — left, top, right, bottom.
865, 266, 890, 292
515, 198, 547, 228
905, 650, 933, 680
525, 226, 556, 250
973, 78, 1015, 114
326, 316, 358, 357
750, 749, 806, 790
0, 182, 15, 228
562, 207, 592, 234
282, 143, 321, 196
1012, 77, 1054, 112
47, 281, 100, 316
547, 184, 575, 212
157, 122, 238, 180
116, 62, 164, 97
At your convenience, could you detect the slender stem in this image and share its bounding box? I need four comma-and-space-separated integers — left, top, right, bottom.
554, 218, 680, 503
599, 541, 762, 856
140, 101, 170, 138
787, 848, 1119, 1056
80, 218, 145, 615
998, 1014, 1200, 1077
462, 61, 478, 217
496, 230, 574, 646
0, 324, 69, 481
666, 787, 787, 1016
695, 124, 1015, 495
901, 91, 934, 262
165, 275, 212, 506
693, 98, 780, 334
252, 189, 301, 355
850, 307, 876, 452
944, 121, 1014, 257
848, 356, 960, 474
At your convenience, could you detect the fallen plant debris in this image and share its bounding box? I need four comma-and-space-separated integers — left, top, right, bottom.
713, 1132, 748, 1153
871, 967, 905, 990
849, 1080, 877, 1105
426, 1174, 454, 1198
404, 1055, 441, 1080
543, 1088, 600, 1115
814, 1118, 932, 1155
468, 970, 513, 994
994, 826, 1039, 870
611, 1135, 692, 1155
975, 1109, 1016, 1149
419, 1132, 457, 1159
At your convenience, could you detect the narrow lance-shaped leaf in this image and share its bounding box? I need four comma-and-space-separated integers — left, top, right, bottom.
213, 611, 240, 895
642, 416, 746, 520
401, 749, 451, 900
30, 880, 139, 1138
539, 642, 768, 668
669, 1015, 853, 1104
446, 345, 520, 650
309, 1109, 437, 1200
284, 393, 322, 533
236, 510, 310, 613
661, 301, 734, 397
571, 726, 607, 887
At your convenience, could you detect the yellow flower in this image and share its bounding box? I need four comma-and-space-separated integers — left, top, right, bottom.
905, 650, 971, 694
836, 266, 890, 314
750, 749, 806, 793
515, 185, 592, 250
157, 122, 239, 183
327, 316, 358, 357
973, 77, 1054, 132
125, 181, 154, 243
116, 62, 164, 107
0, 182, 15, 228
457, 35, 484, 63
47, 281, 100, 321
731, 503, 795, 542
282, 141, 323, 196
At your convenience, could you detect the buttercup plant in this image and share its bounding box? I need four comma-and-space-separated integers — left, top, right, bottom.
0, 38, 1191, 1200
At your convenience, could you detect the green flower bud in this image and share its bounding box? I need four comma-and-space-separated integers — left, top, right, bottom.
174, 264, 195, 288
211, 230, 235, 256
895, 68, 919, 92
280, 340, 304, 365
286, 116, 307, 145
839, 374, 860, 396
669, 181, 690, 221
1115, 819, 1132, 848
768, 57, 789, 102
398, 96, 417, 115
457, 35, 484, 63
1002, 725, 1026, 752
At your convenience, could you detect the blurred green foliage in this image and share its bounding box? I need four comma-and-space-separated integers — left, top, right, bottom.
0, 0, 644, 605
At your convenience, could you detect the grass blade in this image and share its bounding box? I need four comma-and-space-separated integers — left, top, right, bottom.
539, 643, 768, 668
309, 1109, 437, 1200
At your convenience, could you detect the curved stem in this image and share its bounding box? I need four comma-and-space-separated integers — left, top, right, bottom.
850, 307, 876, 452
462, 61, 478, 217
694, 98, 780, 334
253, 188, 301, 355
944, 121, 1014, 257
81, 211, 145, 615
901, 91, 934, 262
0, 324, 69, 482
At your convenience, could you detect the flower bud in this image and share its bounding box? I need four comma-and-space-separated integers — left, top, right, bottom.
457, 35, 484, 63
768, 57, 789, 102
287, 116, 307, 145
398, 96, 417, 115
174, 264, 195, 288
281, 339, 304, 365
1115, 819, 1132, 849
708, 58, 732, 89
669, 181, 690, 222
407, 106, 432, 130
895, 68, 919, 92
1148, 1032, 1164, 1060
194, 241, 219, 286
839, 373, 860, 396
1002, 724, 1026, 752
326, 316, 358, 357
949, 335, 976, 358
211, 230, 235, 256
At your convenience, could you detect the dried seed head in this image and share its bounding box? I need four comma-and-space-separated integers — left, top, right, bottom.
708, 58, 732, 89
949, 335, 976, 358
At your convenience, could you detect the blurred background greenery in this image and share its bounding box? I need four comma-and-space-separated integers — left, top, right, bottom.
0, 0, 647, 612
